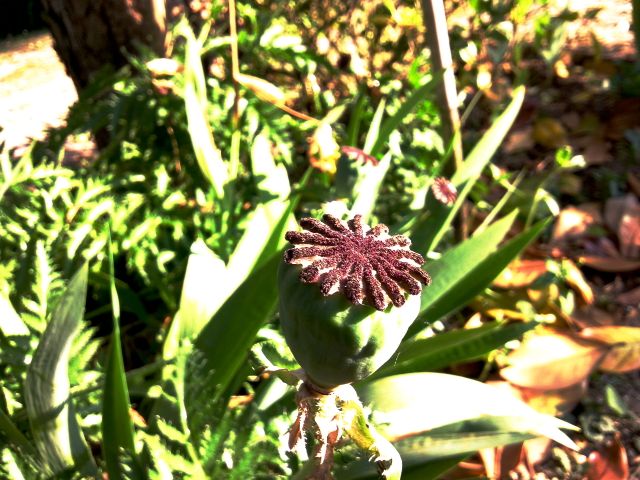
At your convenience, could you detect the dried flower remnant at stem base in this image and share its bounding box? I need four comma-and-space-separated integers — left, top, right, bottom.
432, 177, 458, 205
284, 214, 431, 311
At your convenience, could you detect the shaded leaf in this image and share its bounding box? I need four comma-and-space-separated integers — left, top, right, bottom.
23, 264, 97, 477
578, 255, 640, 272
102, 235, 139, 479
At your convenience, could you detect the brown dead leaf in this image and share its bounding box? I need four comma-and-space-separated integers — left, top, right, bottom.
604, 195, 637, 233
619, 202, 640, 259
606, 98, 640, 140
514, 380, 588, 416
552, 204, 602, 243
617, 286, 640, 306
500, 329, 606, 389
570, 307, 617, 329
493, 259, 547, 289
503, 126, 535, 154
533, 117, 568, 148
562, 259, 595, 304
578, 255, 640, 272
582, 137, 613, 165
587, 435, 629, 480
580, 326, 640, 373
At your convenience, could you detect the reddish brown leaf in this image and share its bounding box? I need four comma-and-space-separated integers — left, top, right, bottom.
515, 381, 588, 416
501, 329, 606, 389
587, 436, 629, 480
580, 326, 640, 373
493, 259, 548, 288
617, 286, 640, 306
618, 202, 640, 259
578, 256, 640, 272
570, 307, 617, 329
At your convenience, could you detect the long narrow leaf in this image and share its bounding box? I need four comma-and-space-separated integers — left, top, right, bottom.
410, 217, 550, 338
23, 264, 97, 477
371, 321, 536, 380
407, 211, 517, 337
182, 24, 228, 199
102, 235, 139, 479
410, 86, 525, 253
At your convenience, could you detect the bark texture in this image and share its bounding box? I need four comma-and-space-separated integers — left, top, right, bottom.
40, 0, 167, 91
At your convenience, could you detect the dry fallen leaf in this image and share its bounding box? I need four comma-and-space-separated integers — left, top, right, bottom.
578, 256, 640, 272
552, 204, 602, 243
581, 137, 613, 165
580, 326, 640, 373
586, 435, 629, 480
617, 286, 640, 306
570, 307, 617, 329
561, 259, 595, 304
533, 117, 568, 148
500, 329, 606, 389
618, 201, 640, 259
604, 195, 637, 233
503, 126, 535, 154
514, 380, 588, 416
493, 259, 548, 289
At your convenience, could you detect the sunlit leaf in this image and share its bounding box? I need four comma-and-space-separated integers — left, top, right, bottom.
371, 321, 536, 380
501, 329, 606, 389
587, 436, 629, 480
580, 326, 640, 373
410, 86, 525, 253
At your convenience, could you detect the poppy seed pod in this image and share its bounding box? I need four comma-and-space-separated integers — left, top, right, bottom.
278, 214, 431, 389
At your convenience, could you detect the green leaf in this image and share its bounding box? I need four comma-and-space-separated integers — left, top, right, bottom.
102, 234, 139, 480
23, 264, 97, 477
349, 152, 392, 222
358, 372, 577, 458
371, 321, 536, 380
407, 211, 517, 337
370, 76, 440, 157
164, 240, 228, 353
363, 99, 386, 154
451, 86, 526, 187
0, 408, 38, 459
182, 23, 228, 199
411, 216, 550, 337
410, 86, 526, 253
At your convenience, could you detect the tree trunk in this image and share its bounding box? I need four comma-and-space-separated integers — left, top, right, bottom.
40, 0, 167, 91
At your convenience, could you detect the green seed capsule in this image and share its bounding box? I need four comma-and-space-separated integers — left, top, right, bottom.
278, 214, 430, 389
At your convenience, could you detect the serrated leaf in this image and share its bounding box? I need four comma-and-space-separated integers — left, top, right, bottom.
23, 264, 97, 477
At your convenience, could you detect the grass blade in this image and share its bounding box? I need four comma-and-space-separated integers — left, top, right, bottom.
23, 264, 97, 477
